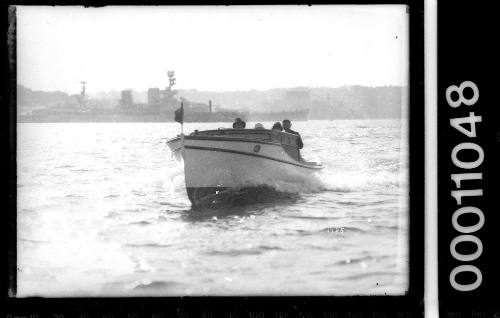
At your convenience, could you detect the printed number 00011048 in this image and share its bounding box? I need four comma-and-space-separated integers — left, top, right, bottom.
446, 81, 484, 292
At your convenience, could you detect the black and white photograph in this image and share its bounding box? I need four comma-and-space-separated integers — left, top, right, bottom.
15, 5, 410, 297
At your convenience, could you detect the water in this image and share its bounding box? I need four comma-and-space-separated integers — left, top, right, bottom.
17, 119, 408, 297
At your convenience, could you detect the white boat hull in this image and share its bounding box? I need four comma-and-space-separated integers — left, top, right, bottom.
167, 133, 322, 207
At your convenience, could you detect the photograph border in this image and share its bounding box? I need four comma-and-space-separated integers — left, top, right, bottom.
1, 0, 424, 316
437, 0, 500, 316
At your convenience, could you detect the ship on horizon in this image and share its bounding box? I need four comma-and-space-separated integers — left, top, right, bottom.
17, 71, 249, 123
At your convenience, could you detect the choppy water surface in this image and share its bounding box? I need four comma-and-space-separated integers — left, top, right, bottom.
17, 120, 408, 296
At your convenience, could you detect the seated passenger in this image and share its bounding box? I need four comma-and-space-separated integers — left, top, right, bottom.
271, 122, 283, 131
254, 123, 265, 129
232, 118, 246, 129
282, 119, 303, 149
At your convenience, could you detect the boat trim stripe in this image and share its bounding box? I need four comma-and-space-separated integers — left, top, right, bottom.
184, 145, 323, 170
184, 135, 283, 146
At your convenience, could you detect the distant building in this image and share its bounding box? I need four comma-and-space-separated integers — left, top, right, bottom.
148, 88, 161, 105
160, 88, 178, 111
120, 90, 134, 109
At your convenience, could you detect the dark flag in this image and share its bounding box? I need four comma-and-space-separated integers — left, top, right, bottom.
174, 102, 184, 124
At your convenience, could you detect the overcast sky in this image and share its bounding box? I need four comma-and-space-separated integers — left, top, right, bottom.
16, 5, 408, 94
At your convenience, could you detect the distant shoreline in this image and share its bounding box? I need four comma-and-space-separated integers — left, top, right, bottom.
17, 85, 406, 121
17, 117, 405, 124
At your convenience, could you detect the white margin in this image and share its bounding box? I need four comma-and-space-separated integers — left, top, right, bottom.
425, 0, 439, 317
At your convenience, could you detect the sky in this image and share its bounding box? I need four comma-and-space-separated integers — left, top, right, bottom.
16, 5, 408, 94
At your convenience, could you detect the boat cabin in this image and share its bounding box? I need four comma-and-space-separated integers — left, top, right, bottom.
190, 128, 302, 161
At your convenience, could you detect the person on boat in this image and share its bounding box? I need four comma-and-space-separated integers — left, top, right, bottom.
271, 122, 283, 131
254, 123, 265, 129
282, 119, 303, 149
232, 118, 246, 129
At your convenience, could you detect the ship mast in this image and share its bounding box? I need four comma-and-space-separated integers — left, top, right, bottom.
163, 71, 178, 108
167, 71, 176, 91
79, 81, 87, 109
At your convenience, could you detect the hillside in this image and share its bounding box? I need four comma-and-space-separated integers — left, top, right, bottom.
177, 86, 407, 119
17, 85, 407, 119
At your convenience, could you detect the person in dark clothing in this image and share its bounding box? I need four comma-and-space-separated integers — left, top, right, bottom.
271, 122, 283, 131
232, 118, 246, 129
282, 119, 303, 149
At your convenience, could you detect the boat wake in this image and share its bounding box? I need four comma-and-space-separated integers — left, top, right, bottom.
317, 167, 403, 193
234, 171, 327, 194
